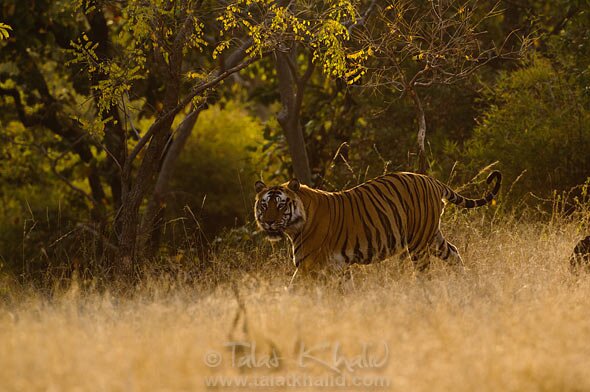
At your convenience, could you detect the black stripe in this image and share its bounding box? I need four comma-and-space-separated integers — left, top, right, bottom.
355, 188, 375, 263
399, 176, 419, 252
410, 176, 429, 253
340, 192, 355, 263
410, 176, 434, 254
353, 237, 363, 263
333, 192, 347, 261
363, 184, 394, 257
345, 189, 366, 263
366, 182, 400, 253
378, 178, 407, 247
376, 177, 406, 232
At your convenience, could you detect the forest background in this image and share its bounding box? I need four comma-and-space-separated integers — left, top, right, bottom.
1, 0, 589, 282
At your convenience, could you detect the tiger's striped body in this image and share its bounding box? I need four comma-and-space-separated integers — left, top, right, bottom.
254, 171, 501, 273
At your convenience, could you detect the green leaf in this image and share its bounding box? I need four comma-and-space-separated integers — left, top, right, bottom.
0, 23, 12, 40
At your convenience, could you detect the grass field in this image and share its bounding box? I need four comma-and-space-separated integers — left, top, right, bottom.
1, 215, 590, 391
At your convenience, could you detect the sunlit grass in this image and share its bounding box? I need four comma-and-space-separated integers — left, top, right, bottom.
1, 217, 589, 391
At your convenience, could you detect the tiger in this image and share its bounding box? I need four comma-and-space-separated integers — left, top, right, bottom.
254, 170, 501, 274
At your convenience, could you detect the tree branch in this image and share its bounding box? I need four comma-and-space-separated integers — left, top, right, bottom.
348, 0, 379, 34
125, 53, 265, 173
0, 87, 30, 126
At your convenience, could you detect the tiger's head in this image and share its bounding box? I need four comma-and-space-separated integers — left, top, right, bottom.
254, 179, 307, 241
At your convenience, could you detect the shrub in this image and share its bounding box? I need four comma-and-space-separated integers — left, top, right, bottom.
465, 58, 590, 201
167, 100, 265, 242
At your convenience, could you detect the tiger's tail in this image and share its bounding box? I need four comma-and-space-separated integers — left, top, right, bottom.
443, 171, 502, 208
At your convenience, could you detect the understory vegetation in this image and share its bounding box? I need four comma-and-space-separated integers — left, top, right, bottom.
1, 208, 590, 391
1, 1, 590, 389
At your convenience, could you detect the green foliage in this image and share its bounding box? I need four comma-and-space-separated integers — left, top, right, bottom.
168, 100, 265, 237
216, 0, 365, 83
3, 0, 590, 278
68, 42, 145, 118
545, 5, 590, 99
0, 22, 11, 40
465, 57, 590, 200
0, 117, 96, 271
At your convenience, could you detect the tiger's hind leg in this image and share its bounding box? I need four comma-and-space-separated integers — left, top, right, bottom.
431, 230, 464, 268
410, 252, 431, 272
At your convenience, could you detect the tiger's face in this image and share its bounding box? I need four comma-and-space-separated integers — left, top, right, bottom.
254, 179, 306, 241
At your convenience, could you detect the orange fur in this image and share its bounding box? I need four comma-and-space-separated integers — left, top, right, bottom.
255, 171, 501, 274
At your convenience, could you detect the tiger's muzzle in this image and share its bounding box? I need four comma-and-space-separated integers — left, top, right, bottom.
258, 220, 287, 240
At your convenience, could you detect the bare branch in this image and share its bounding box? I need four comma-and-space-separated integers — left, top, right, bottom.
363, 0, 522, 90
348, 0, 379, 34
356, 0, 523, 172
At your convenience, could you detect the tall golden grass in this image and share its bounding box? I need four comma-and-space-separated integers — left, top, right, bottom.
1, 213, 589, 391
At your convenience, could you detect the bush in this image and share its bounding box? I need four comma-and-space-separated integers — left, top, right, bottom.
0, 121, 87, 274
167, 100, 265, 242
464, 58, 590, 201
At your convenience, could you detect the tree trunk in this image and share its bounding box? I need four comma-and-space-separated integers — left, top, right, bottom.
140, 107, 202, 257
410, 88, 428, 174
275, 49, 313, 185
115, 76, 181, 276
113, 10, 193, 276
278, 112, 313, 185
115, 115, 176, 275
114, 39, 262, 273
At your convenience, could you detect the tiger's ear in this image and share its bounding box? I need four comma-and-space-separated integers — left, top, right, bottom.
287, 178, 300, 192
255, 181, 267, 193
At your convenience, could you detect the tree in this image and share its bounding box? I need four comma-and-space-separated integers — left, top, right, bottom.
1, 1, 270, 274
0, 0, 369, 276
66, 1, 274, 274
220, 0, 367, 185
359, 0, 522, 173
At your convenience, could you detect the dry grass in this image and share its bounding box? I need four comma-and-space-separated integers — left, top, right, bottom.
1, 217, 590, 391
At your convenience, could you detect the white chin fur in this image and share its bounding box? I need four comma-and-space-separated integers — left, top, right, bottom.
266, 233, 283, 242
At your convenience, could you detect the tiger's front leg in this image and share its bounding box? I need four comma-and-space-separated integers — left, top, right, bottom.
293, 249, 351, 286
